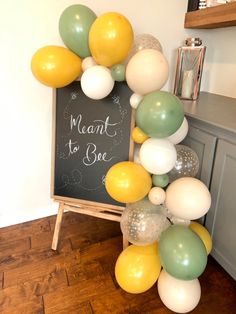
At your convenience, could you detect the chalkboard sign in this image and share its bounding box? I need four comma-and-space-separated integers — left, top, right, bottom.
52, 81, 134, 209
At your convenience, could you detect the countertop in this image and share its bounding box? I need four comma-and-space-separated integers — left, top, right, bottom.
181, 92, 236, 134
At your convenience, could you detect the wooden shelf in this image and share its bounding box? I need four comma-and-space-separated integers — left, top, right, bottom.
184, 2, 236, 29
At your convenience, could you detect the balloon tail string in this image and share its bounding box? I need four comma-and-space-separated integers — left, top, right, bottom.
167, 217, 174, 225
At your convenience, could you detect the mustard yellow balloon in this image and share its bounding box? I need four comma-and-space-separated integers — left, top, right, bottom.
189, 221, 212, 255
89, 12, 133, 67
105, 161, 152, 203
31, 46, 82, 88
115, 243, 161, 293
132, 126, 149, 144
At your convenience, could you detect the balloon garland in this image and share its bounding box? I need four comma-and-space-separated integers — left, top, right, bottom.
31, 4, 212, 313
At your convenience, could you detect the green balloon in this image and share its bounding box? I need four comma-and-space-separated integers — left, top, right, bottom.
135, 91, 184, 138
159, 225, 207, 280
111, 64, 126, 81
59, 5, 97, 58
152, 174, 169, 188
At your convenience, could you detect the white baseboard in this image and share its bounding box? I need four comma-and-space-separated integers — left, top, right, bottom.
0, 202, 59, 228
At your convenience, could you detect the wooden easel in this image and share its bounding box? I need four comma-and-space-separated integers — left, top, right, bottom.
51, 201, 129, 251
51, 82, 134, 252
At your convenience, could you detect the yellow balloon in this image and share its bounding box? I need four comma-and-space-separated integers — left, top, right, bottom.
31, 46, 82, 88
89, 12, 133, 67
132, 126, 149, 144
115, 243, 161, 294
105, 161, 152, 203
189, 221, 212, 255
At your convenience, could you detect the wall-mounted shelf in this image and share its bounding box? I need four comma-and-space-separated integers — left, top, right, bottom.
185, 2, 236, 29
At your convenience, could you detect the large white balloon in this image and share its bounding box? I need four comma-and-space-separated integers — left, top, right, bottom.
167, 117, 189, 144
81, 65, 114, 100
165, 177, 211, 220
158, 270, 201, 313
126, 49, 169, 95
139, 138, 177, 175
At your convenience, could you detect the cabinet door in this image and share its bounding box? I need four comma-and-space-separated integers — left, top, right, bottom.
205, 139, 236, 280
183, 126, 217, 188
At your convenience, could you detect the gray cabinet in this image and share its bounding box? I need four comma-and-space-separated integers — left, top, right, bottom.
182, 97, 236, 280
205, 139, 236, 280
184, 123, 236, 279
183, 126, 217, 188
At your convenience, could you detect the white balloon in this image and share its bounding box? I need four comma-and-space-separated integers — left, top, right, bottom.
139, 138, 177, 175
165, 177, 211, 220
130, 93, 143, 109
126, 49, 169, 95
169, 216, 190, 226
158, 270, 201, 313
168, 117, 189, 144
81, 65, 114, 100
134, 144, 141, 164
81, 56, 97, 72
148, 187, 166, 205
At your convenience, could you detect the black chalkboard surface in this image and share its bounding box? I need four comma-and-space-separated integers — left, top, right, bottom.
52, 81, 134, 209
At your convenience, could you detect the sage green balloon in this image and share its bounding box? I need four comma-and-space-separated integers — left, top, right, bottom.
135, 91, 184, 138
59, 5, 97, 58
159, 225, 207, 280
152, 174, 169, 188
111, 64, 126, 81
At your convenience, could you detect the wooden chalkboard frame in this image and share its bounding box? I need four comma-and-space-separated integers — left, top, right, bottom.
51, 81, 134, 250
51, 81, 134, 209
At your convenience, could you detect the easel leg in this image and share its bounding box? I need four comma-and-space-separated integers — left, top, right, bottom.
123, 236, 129, 250
51, 202, 64, 250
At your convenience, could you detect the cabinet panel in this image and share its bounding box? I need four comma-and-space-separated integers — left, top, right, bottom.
183, 126, 217, 188
205, 139, 236, 280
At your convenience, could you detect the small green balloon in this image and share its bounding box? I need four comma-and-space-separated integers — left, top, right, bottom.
152, 174, 169, 188
111, 64, 126, 81
159, 225, 207, 280
135, 91, 184, 138
59, 5, 97, 58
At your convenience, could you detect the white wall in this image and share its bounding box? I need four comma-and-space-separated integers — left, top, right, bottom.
0, 0, 235, 227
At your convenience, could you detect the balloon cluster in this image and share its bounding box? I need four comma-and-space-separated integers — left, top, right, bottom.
31, 4, 213, 313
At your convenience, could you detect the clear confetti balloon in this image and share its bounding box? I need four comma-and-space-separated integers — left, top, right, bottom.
168, 145, 199, 183
125, 33, 163, 64
120, 198, 170, 246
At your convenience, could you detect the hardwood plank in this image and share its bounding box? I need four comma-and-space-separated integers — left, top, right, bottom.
31, 230, 72, 252
0, 270, 68, 311
1, 300, 44, 314
44, 275, 116, 314
91, 287, 163, 314
66, 259, 104, 286
0, 213, 236, 313
69, 220, 121, 250
50, 301, 94, 314
0, 237, 31, 258
0, 218, 51, 241
0, 272, 3, 290
0, 283, 43, 312
0, 242, 71, 273
49, 212, 97, 230
80, 236, 122, 263
3, 249, 80, 288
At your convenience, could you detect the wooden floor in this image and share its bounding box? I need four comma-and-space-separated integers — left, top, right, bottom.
0, 212, 236, 314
